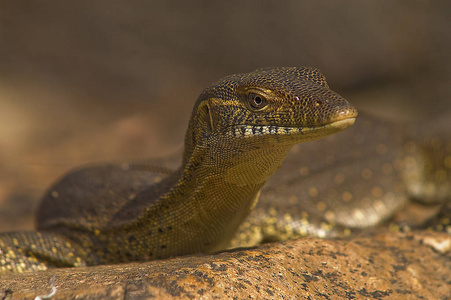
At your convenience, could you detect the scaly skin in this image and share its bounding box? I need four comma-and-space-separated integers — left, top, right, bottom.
231, 111, 451, 247
0, 67, 357, 273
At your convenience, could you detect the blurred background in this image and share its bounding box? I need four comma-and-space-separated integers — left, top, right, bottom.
0, 1, 450, 231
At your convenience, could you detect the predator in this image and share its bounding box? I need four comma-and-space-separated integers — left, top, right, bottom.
0, 67, 358, 273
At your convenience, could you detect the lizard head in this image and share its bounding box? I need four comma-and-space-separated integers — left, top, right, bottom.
184, 67, 357, 162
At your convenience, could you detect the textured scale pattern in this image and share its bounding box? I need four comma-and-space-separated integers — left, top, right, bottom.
231, 112, 451, 248
0, 67, 449, 274
0, 67, 358, 273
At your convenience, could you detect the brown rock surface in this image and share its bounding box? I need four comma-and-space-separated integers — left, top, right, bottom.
0, 230, 449, 299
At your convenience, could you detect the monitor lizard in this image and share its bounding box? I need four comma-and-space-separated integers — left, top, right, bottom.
232, 111, 451, 248
0, 67, 358, 273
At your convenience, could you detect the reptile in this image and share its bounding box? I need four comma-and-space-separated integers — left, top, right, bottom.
0, 67, 358, 273
233, 111, 451, 247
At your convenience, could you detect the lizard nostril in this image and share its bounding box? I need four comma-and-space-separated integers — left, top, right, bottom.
314, 100, 323, 107
338, 107, 358, 119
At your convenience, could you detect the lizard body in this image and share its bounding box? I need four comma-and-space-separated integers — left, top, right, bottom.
232, 111, 451, 247
0, 67, 357, 273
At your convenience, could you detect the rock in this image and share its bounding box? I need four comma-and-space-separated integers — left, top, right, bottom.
0, 230, 449, 299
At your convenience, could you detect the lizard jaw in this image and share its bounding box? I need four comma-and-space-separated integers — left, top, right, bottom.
328, 117, 356, 130
225, 116, 356, 140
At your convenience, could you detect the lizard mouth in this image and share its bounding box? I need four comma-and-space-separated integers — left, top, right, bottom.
225, 117, 356, 139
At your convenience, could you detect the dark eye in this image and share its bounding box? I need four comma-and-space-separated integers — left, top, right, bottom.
248, 93, 267, 110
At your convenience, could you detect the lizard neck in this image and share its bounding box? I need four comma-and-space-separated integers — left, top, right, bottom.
138, 141, 293, 255
97, 98, 295, 261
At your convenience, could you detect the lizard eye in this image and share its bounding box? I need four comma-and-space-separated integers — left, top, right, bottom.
248, 93, 267, 110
